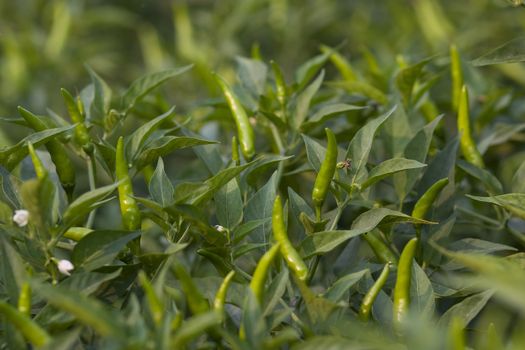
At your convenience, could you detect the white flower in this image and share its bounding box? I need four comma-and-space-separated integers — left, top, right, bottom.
214, 225, 226, 233
57, 259, 74, 276
13, 210, 29, 227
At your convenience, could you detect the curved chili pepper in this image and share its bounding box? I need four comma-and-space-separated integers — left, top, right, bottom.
213, 270, 235, 316
450, 44, 463, 112
18, 106, 76, 199
63, 227, 93, 241
17, 282, 32, 317
249, 243, 281, 303
61, 88, 93, 154
393, 238, 418, 328
412, 178, 449, 220
273, 195, 308, 281
27, 142, 47, 180
457, 86, 484, 168
362, 230, 398, 265
213, 73, 255, 160
0, 300, 51, 347
312, 128, 337, 220
115, 136, 141, 231
359, 263, 390, 322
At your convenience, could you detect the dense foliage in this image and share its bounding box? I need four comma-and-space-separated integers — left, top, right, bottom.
2, 1, 525, 349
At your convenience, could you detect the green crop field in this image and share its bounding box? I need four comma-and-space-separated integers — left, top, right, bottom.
1, 1, 525, 349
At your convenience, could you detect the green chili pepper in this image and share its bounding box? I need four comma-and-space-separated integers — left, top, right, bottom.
393, 238, 418, 328
116, 136, 141, 231
61, 88, 92, 153
362, 230, 398, 265
231, 135, 240, 166
63, 226, 93, 241
17, 282, 32, 317
0, 300, 51, 347
27, 142, 47, 180
359, 263, 390, 322
213, 270, 235, 316
273, 196, 308, 281
270, 60, 288, 108
312, 128, 337, 220
213, 73, 255, 160
457, 86, 485, 168
450, 44, 463, 112
448, 316, 466, 350
412, 178, 449, 220
138, 271, 163, 325
172, 261, 209, 315
18, 106, 76, 199
249, 243, 281, 304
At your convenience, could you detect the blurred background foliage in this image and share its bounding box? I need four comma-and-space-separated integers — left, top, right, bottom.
1, 0, 525, 120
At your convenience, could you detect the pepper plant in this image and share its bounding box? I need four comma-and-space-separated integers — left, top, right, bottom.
1, 40, 525, 349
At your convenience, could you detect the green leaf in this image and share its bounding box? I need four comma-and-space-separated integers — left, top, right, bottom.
472, 37, 525, 66
233, 218, 272, 244
235, 56, 268, 97
360, 158, 427, 190
410, 263, 435, 319
174, 162, 252, 205
466, 193, 525, 220
149, 158, 175, 207
33, 281, 127, 341
301, 103, 364, 131
62, 181, 120, 227
171, 311, 222, 348
436, 247, 525, 316
72, 230, 141, 271
458, 160, 503, 194
85, 66, 112, 123
300, 208, 433, 257
295, 52, 330, 91
244, 154, 292, 187
395, 116, 442, 200
438, 290, 494, 328
244, 172, 278, 242
135, 135, 217, 171
0, 236, 27, 305
512, 161, 525, 193
323, 269, 368, 302
328, 80, 388, 104
121, 65, 193, 111
126, 106, 176, 161
395, 57, 432, 106
294, 70, 324, 128
0, 125, 75, 170
346, 106, 396, 185
291, 336, 354, 349
294, 277, 338, 323
215, 178, 243, 229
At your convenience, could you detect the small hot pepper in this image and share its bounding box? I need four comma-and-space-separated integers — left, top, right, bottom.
359, 263, 391, 322
249, 244, 281, 304
457, 86, 484, 168
115, 136, 141, 231
273, 196, 308, 281
312, 128, 337, 220
18, 106, 76, 199
213, 73, 255, 160
393, 238, 418, 328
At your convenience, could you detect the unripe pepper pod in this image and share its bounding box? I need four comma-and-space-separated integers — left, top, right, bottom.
312, 128, 337, 219
249, 244, 281, 304
213, 73, 255, 160
273, 195, 308, 281
359, 263, 390, 322
457, 85, 484, 168
115, 137, 141, 231
393, 238, 418, 329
